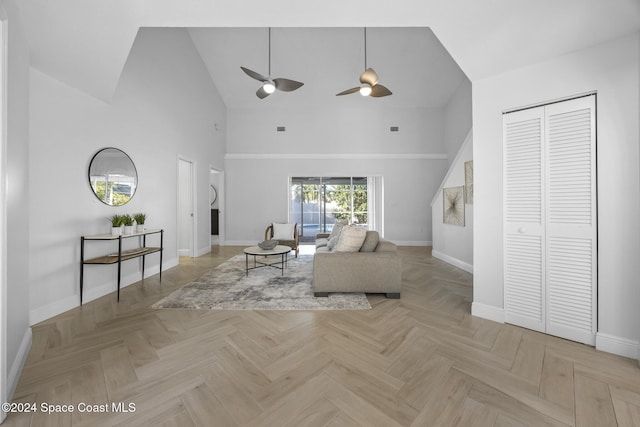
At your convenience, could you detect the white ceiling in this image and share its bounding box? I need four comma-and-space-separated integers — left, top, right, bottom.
17, 0, 640, 106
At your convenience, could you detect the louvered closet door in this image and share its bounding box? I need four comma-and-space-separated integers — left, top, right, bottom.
544, 96, 597, 345
503, 95, 597, 346
503, 107, 545, 333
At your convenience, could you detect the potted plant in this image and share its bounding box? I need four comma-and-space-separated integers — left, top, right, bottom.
109, 214, 124, 235
134, 213, 147, 233
122, 214, 135, 234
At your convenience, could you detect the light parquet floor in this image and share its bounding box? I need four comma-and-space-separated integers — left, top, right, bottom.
4, 246, 640, 426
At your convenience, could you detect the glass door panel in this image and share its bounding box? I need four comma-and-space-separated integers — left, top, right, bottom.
291, 177, 369, 241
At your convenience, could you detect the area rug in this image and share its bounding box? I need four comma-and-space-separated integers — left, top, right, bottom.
151, 254, 371, 310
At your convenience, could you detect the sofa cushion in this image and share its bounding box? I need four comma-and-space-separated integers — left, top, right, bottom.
315, 246, 331, 253
315, 237, 329, 248
272, 223, 295, 240
327, 235, 340, 250
328, 219, 348, 240
359, 231, 380, 252
334, 225, 367, 252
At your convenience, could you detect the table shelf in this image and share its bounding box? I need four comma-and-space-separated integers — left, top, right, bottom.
80, 229, 163, 304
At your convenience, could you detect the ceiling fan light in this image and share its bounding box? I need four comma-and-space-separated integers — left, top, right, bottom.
359, 83, 372, 96
263, 81, 276, 94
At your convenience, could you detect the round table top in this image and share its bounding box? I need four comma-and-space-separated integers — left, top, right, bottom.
244, 245, 292, 256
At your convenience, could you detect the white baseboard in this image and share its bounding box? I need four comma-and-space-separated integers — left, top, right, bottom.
222, 240, 258, 246
471, 302, 505, 323
432, 250, 473, 273
223, 240, 431, 247
30, 259, 178, 325
7, 328, 31, 401
395, 241, 432, 247
470, 307, 638, 360
596, 333, 640, 360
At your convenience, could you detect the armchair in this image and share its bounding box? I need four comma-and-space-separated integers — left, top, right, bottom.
265, 223, 299, 257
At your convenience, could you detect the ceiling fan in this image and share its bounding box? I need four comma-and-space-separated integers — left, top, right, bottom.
336, 28, 392, 98
241, 28, 304, 99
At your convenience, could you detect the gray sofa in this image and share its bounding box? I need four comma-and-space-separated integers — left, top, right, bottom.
313, 230, 401, 298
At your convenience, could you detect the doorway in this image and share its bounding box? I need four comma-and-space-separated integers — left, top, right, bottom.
290, 176, 376, 242
210, 168, 224, 246
177, 158, 195, 257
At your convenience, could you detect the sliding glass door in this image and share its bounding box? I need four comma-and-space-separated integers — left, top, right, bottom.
291, 177, 373, 242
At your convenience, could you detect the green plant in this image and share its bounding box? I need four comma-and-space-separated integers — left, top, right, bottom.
108, 214, 124, 227
133, 213, 147, 225
122, 214, 134, 227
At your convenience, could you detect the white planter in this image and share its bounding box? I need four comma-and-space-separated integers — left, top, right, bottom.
124, 225, 134, 235
111, 226, 122, 236
136, 224, 145, 233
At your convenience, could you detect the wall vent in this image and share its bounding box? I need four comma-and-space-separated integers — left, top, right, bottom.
277, 126, 286, 132
390, 126, 399, 132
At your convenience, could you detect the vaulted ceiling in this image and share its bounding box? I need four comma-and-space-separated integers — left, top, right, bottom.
188, 27, 465, 109
17, 0, 640, 107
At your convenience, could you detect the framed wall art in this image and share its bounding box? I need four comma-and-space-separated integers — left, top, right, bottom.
443, 186, 465, 226
464, 160, 473, 204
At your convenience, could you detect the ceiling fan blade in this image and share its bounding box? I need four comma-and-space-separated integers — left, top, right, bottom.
336, 87, 360, 96
241, 66, 268, 82
370, 84, 392, 97
256, 86, 271, 99
359, 68, 379, 86
273, 78, 304, 92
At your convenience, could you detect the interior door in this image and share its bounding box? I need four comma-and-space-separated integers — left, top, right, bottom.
503, 106, 546, 333
503, 94, 597, 345
178, 158, 195, 257
544, 96, 597, 344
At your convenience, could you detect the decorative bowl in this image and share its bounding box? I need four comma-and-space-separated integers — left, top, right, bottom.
258, 240, 278, 250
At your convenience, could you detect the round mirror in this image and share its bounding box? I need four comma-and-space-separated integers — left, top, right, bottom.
88, 147, 138, 206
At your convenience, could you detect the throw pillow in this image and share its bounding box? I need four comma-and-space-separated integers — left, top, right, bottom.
328, 219, 348, 240
272, 223, 295, 240
327, 235, 340, 251
334, 225, 367, 252
359, 230, 380, 252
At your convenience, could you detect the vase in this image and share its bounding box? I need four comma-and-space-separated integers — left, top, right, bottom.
124, 225, 134, 235
136, 224, 145, 233
111, 226, 122, 236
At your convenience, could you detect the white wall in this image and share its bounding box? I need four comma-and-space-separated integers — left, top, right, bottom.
472, 32, 640, 358
444, 78, 472, 166
227, 106, 445, 155
224, 106, 448, 245
225, 157, 446, 245
431, 132, 473, 272
431, 77, 473, 271
28, 28, 226, 323
1, 0, 31, 408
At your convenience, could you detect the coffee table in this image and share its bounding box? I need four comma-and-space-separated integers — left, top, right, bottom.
243, 245, 291, 276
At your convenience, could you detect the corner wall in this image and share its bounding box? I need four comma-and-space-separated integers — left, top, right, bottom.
444, 79, 472, 166
431, 77, 473, 271
431, 131, 473, 272
28, 28, 226, 323
1, 0, 31, 408
472, 32, 640, 358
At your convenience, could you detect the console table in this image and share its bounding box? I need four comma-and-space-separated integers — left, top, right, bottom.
80, 229, 163, 304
